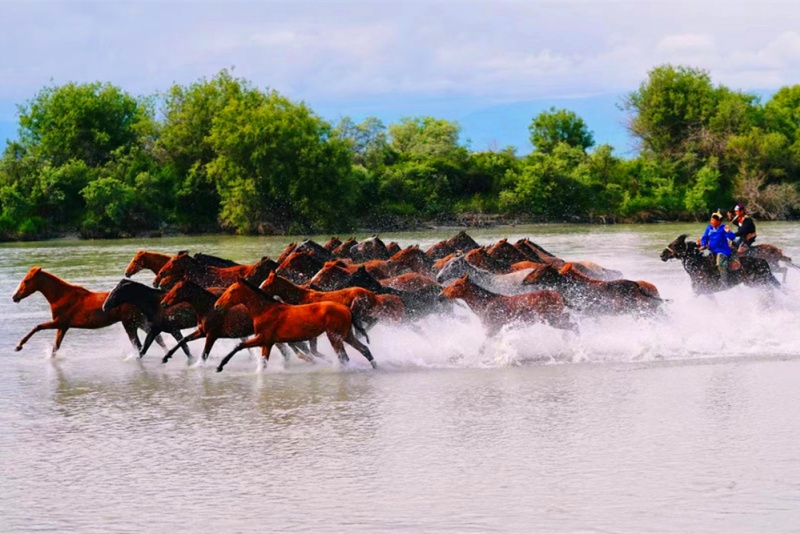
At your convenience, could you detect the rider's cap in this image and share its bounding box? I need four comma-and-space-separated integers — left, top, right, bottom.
711, 211, 722, 220
734, 204, 744, 211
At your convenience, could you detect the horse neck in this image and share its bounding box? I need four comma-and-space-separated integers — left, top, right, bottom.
454, 281, 497, 312
184, 286, 219, 317
266, 275, 308, 302
122, 285, 162, 317
33, 271, 85, 304
144, 252, 171, 272
231, 284, 275, 316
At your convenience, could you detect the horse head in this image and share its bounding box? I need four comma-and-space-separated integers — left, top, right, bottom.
660, 234, 689, 262
12, 266, 43, 302
435, 252, 470, 284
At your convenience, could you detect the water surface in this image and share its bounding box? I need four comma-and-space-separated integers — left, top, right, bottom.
2, 223, 800, 533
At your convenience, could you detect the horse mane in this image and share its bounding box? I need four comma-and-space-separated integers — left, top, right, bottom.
237, 276, 279, 303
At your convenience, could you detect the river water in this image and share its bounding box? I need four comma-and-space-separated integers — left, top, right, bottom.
2, 223, 800, 533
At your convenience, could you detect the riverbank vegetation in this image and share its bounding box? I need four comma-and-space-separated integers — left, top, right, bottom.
1, 65, 799, 240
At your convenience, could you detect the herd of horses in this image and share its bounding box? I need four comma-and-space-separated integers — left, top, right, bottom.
11, 230, 795, 371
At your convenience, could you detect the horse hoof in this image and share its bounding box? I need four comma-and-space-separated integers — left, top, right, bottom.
14, 345, 22, 352
216, 366, 224, 373
161, 357, 169, 364
370, 360, 378, 369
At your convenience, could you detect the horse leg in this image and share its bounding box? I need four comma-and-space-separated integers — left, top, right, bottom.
122, 321, 143, 352
163, 329, 203, 363
342, 330, 378, 369
139, 328, 163, 358
217, 336, 265, 372
15, 320, 61, 351
169, 330, 194, 360
52, 328, 69, 357
285, 342, 314, 363
326, 332, 350, 365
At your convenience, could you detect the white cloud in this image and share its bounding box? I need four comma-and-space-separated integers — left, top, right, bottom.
0, 0, 799, 107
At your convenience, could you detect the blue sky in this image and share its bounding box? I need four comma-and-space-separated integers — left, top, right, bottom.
1, 1, 799, 154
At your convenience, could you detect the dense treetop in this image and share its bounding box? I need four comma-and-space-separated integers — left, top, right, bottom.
1, 66, 799, 240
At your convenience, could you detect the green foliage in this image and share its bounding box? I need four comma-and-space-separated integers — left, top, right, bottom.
389, 117, 465, 159
529, 107, 594, 153
208, 89, 356, 233
5, 65, 800, 241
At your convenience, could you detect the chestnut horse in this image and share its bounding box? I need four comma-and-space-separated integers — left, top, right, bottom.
426, 230, 480, 260
125, 250, 239, 278
12, 267, 164, 355
275, 249, 328, 285
260, 271, 403, 326
388, 245, 436, 277
159, 280, 315, 364
350, 236, 390, 263
154, 253, 274, 289
522, 263, 664, 315
438, 274, 577, 335
331, 237, 358, 258
213, 278, 377, 372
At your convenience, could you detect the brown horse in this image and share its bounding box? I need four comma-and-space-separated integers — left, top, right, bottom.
438, 274, 577, 335
327, 237, 355, 258
125, 250, 239, 278
159, 280, 316, 364
261, 271, 402, 325
213, 278, 376, 372
522, 263, 664, 315
323, 237, 343, 252
154, 252, 271, 289
388, 245, 436, 277
385, 241, 401, 257
486, 238, 537, 267
426, 230, 480, 260
350, 236, 391, 263
12, 267, 164, 355
275, 249, 328, 285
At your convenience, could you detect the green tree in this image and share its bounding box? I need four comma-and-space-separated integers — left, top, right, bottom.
157, 69, 251, 230
334, 116, 393, 169
389, 117, 465, 159
528, 107, 594, 153
208, 89, 356, 233
17, 82, 151, 167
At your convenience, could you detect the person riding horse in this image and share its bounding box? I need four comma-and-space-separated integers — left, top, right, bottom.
697, 211, 736, 286
728, 203, 757, 256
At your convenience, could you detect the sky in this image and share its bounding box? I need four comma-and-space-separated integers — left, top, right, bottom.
1, 1, 799, 155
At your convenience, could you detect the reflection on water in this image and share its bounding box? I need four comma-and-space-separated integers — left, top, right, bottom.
2, 224, 800, 532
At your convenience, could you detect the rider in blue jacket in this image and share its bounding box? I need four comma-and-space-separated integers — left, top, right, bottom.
698, 211, 737, 285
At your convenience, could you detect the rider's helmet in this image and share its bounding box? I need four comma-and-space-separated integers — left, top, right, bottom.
734, 203, 745, 214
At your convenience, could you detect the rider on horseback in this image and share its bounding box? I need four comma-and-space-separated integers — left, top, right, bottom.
728, 203, 757, 256
698, 211, 737, 286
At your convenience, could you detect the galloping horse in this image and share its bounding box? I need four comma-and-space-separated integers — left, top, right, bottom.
153, 253, 273, 289
436, 253, 536, 294
124, 250, 238, 277
12, 267, 164, 355
522, 263, 664, 315
747, 244, 799, 282
275, 249, 328, 285
260, 271, 402, 327
388, 245, 437, 277
350, 236, 391, 263
159, 281, 316, 364
331, 237, 358, 258
660, 234, 780, 294
213, 278, 377, 372
438, 274, 577, 335
425, 230, 481, 260
102, 279, 197, 358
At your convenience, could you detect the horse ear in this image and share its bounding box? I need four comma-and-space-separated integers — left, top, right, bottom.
460, 274, 469, 281
31, 266, 42, 276
677, 234, 688, 242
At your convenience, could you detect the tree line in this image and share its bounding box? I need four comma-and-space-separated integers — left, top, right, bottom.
1, 65, 799, 240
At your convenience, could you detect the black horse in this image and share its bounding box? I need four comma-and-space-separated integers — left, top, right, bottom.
660, 234, 780, 294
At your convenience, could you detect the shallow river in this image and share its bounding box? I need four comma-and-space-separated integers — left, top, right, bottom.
2, 223, 800, 533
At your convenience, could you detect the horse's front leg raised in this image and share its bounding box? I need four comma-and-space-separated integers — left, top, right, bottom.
162, 329, 203, 363
15, 320, 61, 351
217, 336, 266, 372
